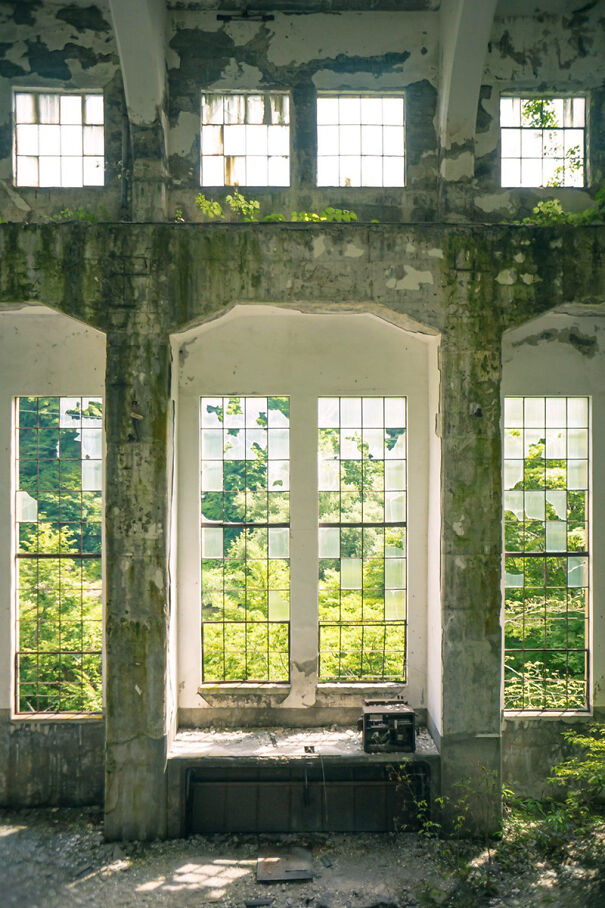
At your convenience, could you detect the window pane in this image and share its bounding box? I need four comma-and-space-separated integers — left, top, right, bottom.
201, 397, 290, 681
500, 96, 585, 188
318, 397, 407, 681
13, 92, 104, 188
503, 396, 590, 710
317, 95, 405, 188
15, 397, 104, 714
201, 92, 290, 188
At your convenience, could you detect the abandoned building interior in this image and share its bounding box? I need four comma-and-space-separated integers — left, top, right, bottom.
0, 0, 604, 842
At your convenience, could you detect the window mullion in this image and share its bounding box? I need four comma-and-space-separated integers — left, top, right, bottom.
288, 393, 319, 691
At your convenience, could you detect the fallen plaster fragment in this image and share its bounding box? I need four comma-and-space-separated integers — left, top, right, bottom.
428, 247, 444, 258
496, 268, 517, 286
520, 273, 538, 285
453, 520, 465, 536
513, 252, 525, 263
386, 266, 434, 291
344, 242, 364, 258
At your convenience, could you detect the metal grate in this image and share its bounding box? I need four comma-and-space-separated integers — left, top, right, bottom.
503, 396, 590, 710
200, 396, 290, 681
15, 396, 103, 713
318, 397, 407, 681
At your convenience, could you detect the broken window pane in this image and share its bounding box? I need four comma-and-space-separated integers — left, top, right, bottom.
503, 397, 590, 710
15, 397, 104, 714
318, 397, 407, 682
200, 397, 290, 682
500, 96, 585, 188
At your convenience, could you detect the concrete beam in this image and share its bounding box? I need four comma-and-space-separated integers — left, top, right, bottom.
439, 0, 497, 179
108, 0, 167, 127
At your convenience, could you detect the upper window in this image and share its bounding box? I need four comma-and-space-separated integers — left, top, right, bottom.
316, 95, 405, 188
13, 91, 104, 188
318, 397, 407, 681
200, 396, 290, 682
503, 397, 590, 711
500, 97, 585, 188
15, 396, 103, 713
200, 92, 290, 187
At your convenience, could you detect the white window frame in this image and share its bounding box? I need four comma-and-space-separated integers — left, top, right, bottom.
13, 89, 105, 189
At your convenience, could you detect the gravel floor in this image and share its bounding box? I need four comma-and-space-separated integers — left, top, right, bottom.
1, 807, 602, 907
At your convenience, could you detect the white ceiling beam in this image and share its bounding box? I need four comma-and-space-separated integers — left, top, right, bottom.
439, 0, 497, 152
108, 0, 167, 125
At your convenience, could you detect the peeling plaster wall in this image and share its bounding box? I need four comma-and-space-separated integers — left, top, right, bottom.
0, 305, 105, 806
166, 9, 440, 222
464, 5, 605, 222
501, 306, 605, 796
0, 1, 124, 221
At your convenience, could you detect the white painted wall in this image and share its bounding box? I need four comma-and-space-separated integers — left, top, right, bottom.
503, 307, 605, 712
173, 305, 440, 716
0, 305, 105, 713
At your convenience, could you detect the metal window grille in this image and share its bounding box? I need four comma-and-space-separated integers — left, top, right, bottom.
318, 397, 407, 681
316, 95, 405, 188
14, 91, 104, 188
503, 396, 590, 710
500, 97, 585, 188
200, 92, 290, 187
201, 396, 290, 681
15, 396, 103, 713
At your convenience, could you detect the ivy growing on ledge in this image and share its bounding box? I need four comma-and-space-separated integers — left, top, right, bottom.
194, 190, 359, 223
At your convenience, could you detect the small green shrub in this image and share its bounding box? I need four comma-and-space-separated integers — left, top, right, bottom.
194, 193, 223, 219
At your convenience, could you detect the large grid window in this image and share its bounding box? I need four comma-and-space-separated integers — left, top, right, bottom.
318, 397, 407, 681
316, 95, 405, 187
15, 397, 103, 713
500, 97, 585, 188
14, 92, 104, 188
200, 92, 290, 187
201, 397, 290, 681
503, 397, 590, 710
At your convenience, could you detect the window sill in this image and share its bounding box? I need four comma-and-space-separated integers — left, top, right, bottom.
198, 683, 290, 694
10, 712, 104, 722
503, 708, 592, 720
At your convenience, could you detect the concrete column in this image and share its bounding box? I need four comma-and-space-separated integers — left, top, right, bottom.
439, 284, 503, 832
129, 119, 169, 222
104, 317, 171, 841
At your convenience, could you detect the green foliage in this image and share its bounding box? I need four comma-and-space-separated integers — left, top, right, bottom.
226, 189, 260, 221
173, 207, 185, 223
48, 206, 108, 223
289, 206, 358, 222
550, 724, 605, 813
194, 193, 224, 219
17, 397, 103, 713
194, 190, 361, 223
520, 185, 605, 226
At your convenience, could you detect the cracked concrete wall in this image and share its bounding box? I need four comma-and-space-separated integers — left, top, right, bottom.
0, 221, 603, 836
462, 4, 605, 222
